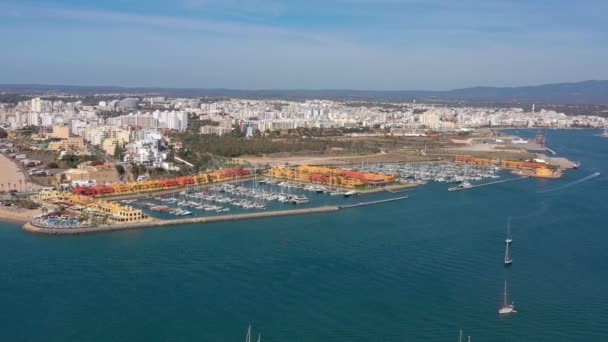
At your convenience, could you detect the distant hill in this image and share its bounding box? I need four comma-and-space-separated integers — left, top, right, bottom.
1, 80, 607, 104
442, 80, 608, 105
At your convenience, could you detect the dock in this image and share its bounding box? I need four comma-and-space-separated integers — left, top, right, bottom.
448, 177, 529, 192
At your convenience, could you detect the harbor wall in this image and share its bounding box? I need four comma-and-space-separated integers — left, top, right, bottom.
21, 195, 411, 235
22, 206, 341, 235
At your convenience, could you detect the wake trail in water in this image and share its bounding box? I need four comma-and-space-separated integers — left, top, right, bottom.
509, 202, 550, 221
538, 172, 601, 194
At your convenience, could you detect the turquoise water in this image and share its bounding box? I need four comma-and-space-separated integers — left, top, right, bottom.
1, 129, 607, 341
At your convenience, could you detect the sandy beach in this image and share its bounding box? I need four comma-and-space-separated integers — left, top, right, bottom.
0, 207, 41, 224
0, 153, 43, 223
0, 154, 42, 192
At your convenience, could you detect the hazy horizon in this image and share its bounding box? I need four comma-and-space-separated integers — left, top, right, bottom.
1, 0, 607, 90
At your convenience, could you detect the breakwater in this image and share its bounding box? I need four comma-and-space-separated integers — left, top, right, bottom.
339, 196, 409, 209
448, 176, 529, 192
22, 196, 410, 235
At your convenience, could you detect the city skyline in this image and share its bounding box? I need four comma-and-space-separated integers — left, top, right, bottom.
1, 0, 607, 90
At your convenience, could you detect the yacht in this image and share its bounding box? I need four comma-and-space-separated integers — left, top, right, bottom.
498, 280, 516, 314
448, 181, 472, 192
292, 196, 309, 204
343, 190, 359, 197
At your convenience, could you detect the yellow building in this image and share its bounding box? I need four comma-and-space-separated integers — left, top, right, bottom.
85, 126, 131, 147
48, 137, 88, 155
36, 190, 147, 223
102, 138, 120, 156
50, 125, 70, 139
90, 200, 147, 222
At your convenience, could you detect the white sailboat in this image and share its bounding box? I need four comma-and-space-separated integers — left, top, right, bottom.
458, 329, 472, 342
245, 325, 251, 342
505, 217, 513, 244
602, 125, 608, 137
245, 324, 261, 342
504, 239, 513, 266
498, 280, 516, 314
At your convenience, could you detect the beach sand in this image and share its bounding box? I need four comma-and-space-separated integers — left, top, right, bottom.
0, 154, 43, 223
0, 154, 42, 192
0, 207, 41, 224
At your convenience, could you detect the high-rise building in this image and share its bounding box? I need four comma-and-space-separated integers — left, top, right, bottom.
30, 98, 42, 112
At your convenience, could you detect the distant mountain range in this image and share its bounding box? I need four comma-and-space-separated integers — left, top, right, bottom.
1, 80, 608, 105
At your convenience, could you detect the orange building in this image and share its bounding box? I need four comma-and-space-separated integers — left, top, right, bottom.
266, 165, 395, 188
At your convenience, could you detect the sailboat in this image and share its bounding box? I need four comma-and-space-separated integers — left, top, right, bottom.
602, 125, 608, 138
505, 217, 513, 244
245, 325, 261, 342
498, 280, 516, 314
504, 240, 513, 266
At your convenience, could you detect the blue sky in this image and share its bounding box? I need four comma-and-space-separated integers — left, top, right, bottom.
0, 0, 607, 90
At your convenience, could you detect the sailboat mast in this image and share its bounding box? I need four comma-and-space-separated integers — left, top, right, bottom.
503, 280, 508, 306
459, 329, 463, 342
246, 325, 251, 342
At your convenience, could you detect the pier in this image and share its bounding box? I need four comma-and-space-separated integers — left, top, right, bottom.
340, 196, 409, 209
449, 176, 529, 192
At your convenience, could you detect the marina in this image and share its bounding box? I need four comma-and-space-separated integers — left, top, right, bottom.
23, 195, 410, 235
3, 129, 608, 341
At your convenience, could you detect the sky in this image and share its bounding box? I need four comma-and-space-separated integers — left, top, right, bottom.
0, 0, 607, 90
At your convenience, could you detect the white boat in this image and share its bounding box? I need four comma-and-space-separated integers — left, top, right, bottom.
504, 239, 513, 266
448, 181, 472, 191
343, 190, 358, 197
498, 280, 516, 314
291, 196, 309, 204
245, 325, 261, 342
505, 217, 513, 244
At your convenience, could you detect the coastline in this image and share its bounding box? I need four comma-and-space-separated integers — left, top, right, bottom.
0, 207, 41, 224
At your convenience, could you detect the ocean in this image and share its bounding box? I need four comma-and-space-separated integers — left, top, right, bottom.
1, 129, 607, 341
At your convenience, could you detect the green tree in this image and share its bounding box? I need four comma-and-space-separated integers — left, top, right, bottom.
115, 164, 125, 175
